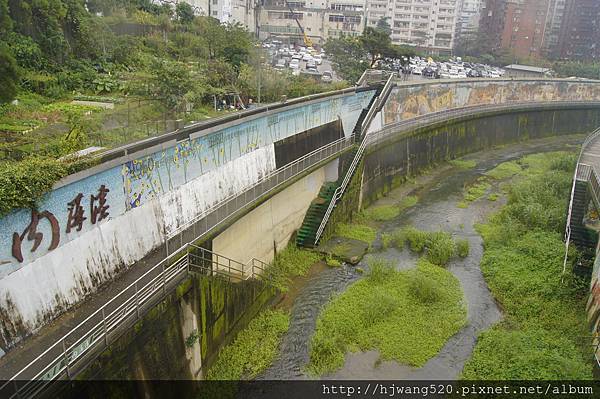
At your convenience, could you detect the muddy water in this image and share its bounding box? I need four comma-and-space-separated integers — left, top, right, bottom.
262, 135, 583, 380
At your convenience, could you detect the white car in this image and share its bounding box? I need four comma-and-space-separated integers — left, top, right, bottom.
313, 55, 322, 65
290, 59, 300, 70
302, 53, 313, 62
292, 53, 302, 60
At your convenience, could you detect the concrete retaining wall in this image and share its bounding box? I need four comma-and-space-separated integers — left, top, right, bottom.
363, 106, 600, 206
212, 161, 339, 263
0, 90, 373, 351
79, 273, 274, 391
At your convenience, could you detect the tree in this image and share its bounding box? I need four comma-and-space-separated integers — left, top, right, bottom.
0, 0, 12, 38
0, 43, 18, 103
324, 36, 369, 82
152, 60, 193, 110
360, 27, 396, 67
376, 17, 391, 36
175, 1, 194, 25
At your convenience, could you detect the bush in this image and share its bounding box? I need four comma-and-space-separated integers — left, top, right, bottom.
207, 310, 289, 380
462, 151, 592, 379
0, 157, 68, 216
409, 271, 441, 303
367, 257, 395, 284
264, 244, 322, 292
455, 239, 470, 258
425, 231, 456, 266
403, 226, 428, 252
307, 259, 466, 376
380, 232, 392, 249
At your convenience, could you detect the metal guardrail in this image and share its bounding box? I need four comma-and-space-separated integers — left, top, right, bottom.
4, 94, 600, 398
562, 125, 600, 276
314, 73, 396, 245
166, 133, 356, 245
0, 246, 268, 399
366, 101, 600, 147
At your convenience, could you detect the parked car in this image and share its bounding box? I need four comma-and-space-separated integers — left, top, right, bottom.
322, 71, 333, 82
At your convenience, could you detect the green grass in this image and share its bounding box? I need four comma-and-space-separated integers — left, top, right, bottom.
359, 195, 418, 224
487, 193, 499, 201
449, 158, 477, 169
455, 239, 470, 258
485, 161, 522, 180
361, 205, 401, 222
264, 245, 322, 292
307, 258, 466, 376
464, 180, 491, 202
326, 255, 342, 268
462, 151, 592, 380
335, 223, 377, 244
388, 226, 462, 267
398, 195, 418, 211
206, 310, 289, 380
485, 151, 578, 181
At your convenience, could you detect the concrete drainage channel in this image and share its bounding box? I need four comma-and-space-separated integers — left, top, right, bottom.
258, 135, 583, 380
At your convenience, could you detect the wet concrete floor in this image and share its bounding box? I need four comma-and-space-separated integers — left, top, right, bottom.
261, 135, 583, 380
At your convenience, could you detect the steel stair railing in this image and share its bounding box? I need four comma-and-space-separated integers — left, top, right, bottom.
314, 73, 395, 246
0, 244, 270, 399
562, 126, 600, 276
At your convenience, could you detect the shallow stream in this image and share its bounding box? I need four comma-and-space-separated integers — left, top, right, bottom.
261, 135, 582, 380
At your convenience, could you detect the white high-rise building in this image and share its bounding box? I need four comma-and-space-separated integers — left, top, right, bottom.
365, 0, 460, 55
258, 1, 366, 45
456, 0, 484, 39
181, 0, 258, 32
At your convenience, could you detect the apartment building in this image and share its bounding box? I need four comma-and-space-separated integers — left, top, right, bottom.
541, 0, 567, 57
456, 0, 484, 39
257, 0, 365, 45
557, 0, 600, 61
185, 0, 258, 32
479, 0, 569, 59
366, 0, 460, 55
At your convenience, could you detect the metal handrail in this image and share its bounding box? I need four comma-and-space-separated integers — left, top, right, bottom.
168, 133, 355, 240
562, 126, 600, 275
314, 73, 396, 245
5, 96, 600, 397
366, 101, 600, 147
0, 245, 268, 398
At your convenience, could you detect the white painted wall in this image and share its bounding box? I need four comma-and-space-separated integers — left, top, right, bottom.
0, 146, 276, 349
212, 160, 339, 264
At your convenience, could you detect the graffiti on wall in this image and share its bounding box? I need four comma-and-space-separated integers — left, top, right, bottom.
384, 81, 600, 125
0, 90, 375, 273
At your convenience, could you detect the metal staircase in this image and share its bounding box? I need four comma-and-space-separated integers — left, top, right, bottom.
296, 72, 396, 248
562, 126, 600, 275
568, 180, 597, 249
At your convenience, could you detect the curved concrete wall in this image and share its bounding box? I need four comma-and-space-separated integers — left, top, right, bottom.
362, 105, 600, 206
1, 79, 600, 354
382, 79, 600, 125
0, 89, 375, 350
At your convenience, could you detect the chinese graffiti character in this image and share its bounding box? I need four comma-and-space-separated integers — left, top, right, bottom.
90, 185, 110, 224
66, 193, 86, 233
12, 210, 60, 263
